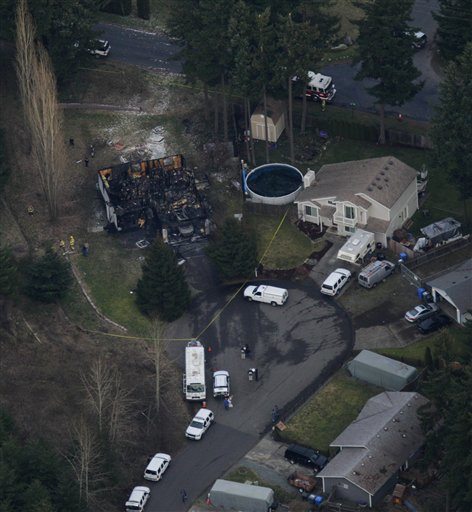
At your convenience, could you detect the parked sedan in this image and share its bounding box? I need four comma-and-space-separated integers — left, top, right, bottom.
404, 303, 439, 322
417, 314, 452, 334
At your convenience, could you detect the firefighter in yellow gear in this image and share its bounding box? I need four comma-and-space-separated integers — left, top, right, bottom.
59, 239, 66, 253
69, 235, 75, 251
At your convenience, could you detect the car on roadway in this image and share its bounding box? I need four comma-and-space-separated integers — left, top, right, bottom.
417, 314, 451, 334
125, 486, 150, 512
320, 268, 351, 296
213, 370, 230, 398
89, 39, 111, 57
404, 303, 439, 323
143, 453, 171, 481
185, 408, 214, 440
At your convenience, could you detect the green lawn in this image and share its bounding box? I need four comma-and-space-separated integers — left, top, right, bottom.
280, 370, 381, 454
73, 232, 152, 336
376, 326, 471, 366
245, 213, 314, 269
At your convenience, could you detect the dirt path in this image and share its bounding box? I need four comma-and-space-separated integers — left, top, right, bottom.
60, 102, 142, 112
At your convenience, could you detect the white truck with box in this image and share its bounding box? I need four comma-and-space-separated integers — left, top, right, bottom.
208, 479, 278, 512
244, 285, 288, 306
183, 340, 206, 401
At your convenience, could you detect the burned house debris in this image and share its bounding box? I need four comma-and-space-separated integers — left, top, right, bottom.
97, 154, 210, 238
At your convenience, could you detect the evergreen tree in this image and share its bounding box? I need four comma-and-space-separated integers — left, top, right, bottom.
206, 218, 258, 280
0, 130, 9, 193
136, 240, 190, 321
22, 480, 54, 512
0, 246, 16, 297
23, 248, 72, 302
100, 0, 132, 16
424, 346, 435, 371
433, 0, 472, 61
136, 0, 151, 20
354, 0, 423, 143
431, 43, 472, 225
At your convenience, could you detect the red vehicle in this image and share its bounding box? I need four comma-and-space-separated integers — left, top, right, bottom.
305, 71, 336, 102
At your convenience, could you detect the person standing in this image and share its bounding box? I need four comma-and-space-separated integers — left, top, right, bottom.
180, 489, 188, 503
84, 157, 89, 168
224, 397, 230, 410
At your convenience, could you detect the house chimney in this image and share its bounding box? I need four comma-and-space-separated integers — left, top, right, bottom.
303, 169, 316, 189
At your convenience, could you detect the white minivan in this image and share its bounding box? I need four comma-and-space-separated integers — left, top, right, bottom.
125, 486, 150, 512
244, 285, 288, 306
143, 453, 171, 481
320, 268, 351, 296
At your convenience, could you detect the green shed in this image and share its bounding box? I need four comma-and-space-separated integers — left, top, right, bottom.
347, 350, 418, 391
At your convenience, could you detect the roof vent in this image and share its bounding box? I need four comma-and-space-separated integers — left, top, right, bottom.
388, 159, 394, 165
352, 471, 358, 475
402, 434, 407, 438
375, 175, 381, 181
384, 177, 389, 182
400, 410, 404, 414
361, 463, 365, 466
378, 185, 383, 189
384, 166, 389, 171
367, 186, 373, 191
383, 427, 388, 431
380, 171, 385, 175
368, 455, 373, 459
376, 434, 380, 438
407, 403, 412, 407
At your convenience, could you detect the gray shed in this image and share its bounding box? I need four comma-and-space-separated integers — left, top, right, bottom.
348, 350, 417, 391
209, 479, 275, 512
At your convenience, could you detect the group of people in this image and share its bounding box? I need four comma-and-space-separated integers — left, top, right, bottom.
59, 236, 89, 256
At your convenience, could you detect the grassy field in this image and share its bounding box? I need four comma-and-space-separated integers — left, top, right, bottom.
280, 370, 381, 454
376, 326, 471, 365
72, 232, 152, 335
245, 213, 314, 269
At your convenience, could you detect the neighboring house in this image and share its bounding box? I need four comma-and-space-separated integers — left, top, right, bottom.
295, 157, 419, 246
348, 350, 418, 391
427, 258, 472, 324
250, 98, 285, 143
317, 391, 429, 508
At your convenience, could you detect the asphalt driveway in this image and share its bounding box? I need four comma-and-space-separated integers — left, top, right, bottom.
139, 249, 353, 511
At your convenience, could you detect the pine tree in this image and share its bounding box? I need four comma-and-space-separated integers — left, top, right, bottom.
24, 248, 72, 302
136, 240, 190, 321
433, 0, 472, 61
0, 246, 16, 296
206, 218, 258, 280
137, 0, 151, 20
354, 0, 423, 144
431, 43, 472, 225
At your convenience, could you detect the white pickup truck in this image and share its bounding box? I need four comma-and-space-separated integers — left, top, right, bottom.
244, 285, 288, 306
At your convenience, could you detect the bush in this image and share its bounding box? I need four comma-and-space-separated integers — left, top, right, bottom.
137, 0, 151, 20
100, 0, 132, 16
23, 248, 72, 302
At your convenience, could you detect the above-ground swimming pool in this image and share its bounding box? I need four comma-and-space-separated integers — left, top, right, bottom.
244, 163, 303, 205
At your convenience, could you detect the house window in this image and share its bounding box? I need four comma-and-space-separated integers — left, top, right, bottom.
345, 205, 355, 219
305, 205, 318, 217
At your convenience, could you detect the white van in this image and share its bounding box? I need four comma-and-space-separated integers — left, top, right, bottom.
125, 486, 150, 512
244, 285, 288, 306
320, 268, 351, 296
358, 260, 395, 289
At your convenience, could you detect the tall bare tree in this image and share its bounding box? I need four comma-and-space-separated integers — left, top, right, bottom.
64, 418, 105, 505
15, 0, 65, 220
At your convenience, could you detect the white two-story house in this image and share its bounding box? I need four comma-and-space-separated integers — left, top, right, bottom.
295, 157, 419, 246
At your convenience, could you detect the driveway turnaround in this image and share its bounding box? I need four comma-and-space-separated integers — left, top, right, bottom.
142, 277, 353, 511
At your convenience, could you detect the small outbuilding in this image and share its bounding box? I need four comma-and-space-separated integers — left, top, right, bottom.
348, 350, 418, 391
250, 98, 285, 143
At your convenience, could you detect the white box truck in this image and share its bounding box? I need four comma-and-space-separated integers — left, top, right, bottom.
183, 340, 206, 401
208, 479, 277, 512
244, 285, 288, 306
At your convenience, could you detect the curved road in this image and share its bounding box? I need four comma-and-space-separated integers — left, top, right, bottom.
135, 246, 353, 511
97, 0, 440, 121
